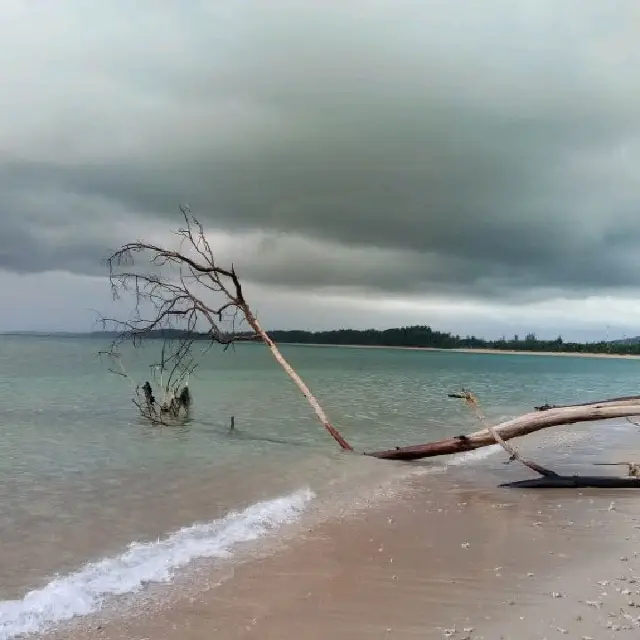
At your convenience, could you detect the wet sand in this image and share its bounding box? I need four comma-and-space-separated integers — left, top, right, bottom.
47, 459, 640, 640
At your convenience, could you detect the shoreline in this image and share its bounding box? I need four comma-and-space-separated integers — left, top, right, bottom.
280, 342, 640, 359
48, 463, 640, 640
4, 333, 639, 360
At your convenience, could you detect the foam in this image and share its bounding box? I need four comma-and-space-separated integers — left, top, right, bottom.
0, 488, 314, 640
447, 444, 502, 466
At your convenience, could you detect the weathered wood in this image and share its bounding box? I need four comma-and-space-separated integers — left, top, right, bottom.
366, 403, 640, 461
242, 307, 354, 452
484, 420, 557, 477
450, 389, 557, 476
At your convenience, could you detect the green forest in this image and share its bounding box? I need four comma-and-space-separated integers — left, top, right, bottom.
265, 326, 640, 355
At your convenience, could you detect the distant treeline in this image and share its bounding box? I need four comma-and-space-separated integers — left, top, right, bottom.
263, 326, 640, 355
33, 325, 640, 355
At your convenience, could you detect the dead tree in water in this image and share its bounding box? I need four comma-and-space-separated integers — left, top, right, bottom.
104, 207, 352, 448
138, 339, 194, 424
102, 338, 194, 426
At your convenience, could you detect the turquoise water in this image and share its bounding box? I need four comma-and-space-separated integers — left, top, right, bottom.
1, 337, 640, 637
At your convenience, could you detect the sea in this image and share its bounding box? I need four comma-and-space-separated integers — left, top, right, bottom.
1, 336, 639, 639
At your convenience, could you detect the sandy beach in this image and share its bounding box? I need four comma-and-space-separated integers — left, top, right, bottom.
283, 342, 640, 360
46, 456, 640, 640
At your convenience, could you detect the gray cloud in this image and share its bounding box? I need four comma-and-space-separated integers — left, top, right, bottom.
1, 0, 640, 312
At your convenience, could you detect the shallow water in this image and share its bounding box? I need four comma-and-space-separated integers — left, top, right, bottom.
1, 337, 639, 637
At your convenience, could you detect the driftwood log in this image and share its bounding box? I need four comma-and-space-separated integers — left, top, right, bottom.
365, 392, 640, 488
365, 401, 640, 461
366, 392, 640, 488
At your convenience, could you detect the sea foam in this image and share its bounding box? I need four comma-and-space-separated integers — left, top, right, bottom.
447, 443, 502, 465
0, 487, 314, 640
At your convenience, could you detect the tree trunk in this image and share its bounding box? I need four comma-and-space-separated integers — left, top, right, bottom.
241, 307, 354, 451
366, 403, 640, 461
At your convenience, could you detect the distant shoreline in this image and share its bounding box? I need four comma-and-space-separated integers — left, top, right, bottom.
278, 342, 640, 359
2, 332, 638, 359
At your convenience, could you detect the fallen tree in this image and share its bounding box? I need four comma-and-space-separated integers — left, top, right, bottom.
104, 209, 640, 484
365, 402, 640, 461
365, 391, 640, 487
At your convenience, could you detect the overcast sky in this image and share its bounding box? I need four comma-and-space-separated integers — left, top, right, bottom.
1, 0, 640, 340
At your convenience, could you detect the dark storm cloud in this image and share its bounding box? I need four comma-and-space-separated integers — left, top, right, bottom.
1, 0, 640, 301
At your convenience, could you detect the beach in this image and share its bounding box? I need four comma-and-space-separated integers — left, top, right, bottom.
4, 338, 640, 639
2, 4, 636, 638
284, 342, 640, 360
43, 457, 640, 640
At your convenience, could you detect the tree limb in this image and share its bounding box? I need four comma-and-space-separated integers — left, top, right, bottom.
366, 403, 640, 461
449, 389, 557, 476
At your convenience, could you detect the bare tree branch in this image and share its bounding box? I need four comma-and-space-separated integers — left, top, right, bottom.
448, 389, 557, 477
102, 207, 353, 449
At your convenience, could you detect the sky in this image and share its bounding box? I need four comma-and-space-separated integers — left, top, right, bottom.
1, 0, 640, 340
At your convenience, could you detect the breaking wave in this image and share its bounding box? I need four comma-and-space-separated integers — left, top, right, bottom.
0, 488, 314, 640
